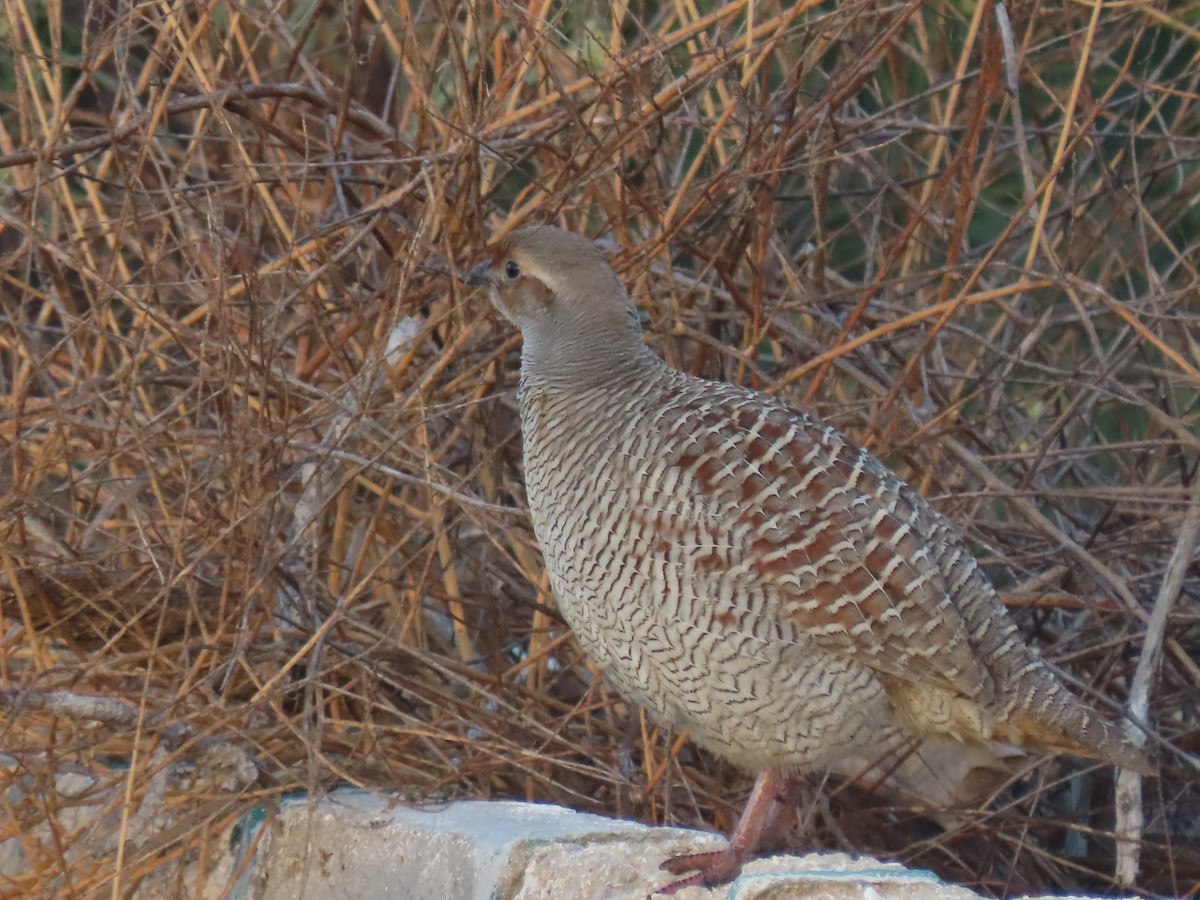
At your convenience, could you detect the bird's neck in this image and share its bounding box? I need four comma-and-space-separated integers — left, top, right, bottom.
518, 325, 665, 394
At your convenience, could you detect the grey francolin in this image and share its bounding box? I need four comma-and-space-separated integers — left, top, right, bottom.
466, 225, 1151, 892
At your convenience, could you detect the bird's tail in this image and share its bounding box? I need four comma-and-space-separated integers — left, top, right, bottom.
999, 666, 1155, 775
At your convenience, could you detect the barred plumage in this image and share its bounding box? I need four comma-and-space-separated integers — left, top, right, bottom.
466, 225, 1150, 890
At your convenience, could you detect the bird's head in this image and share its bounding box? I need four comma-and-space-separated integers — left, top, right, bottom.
464, 227, 645, 374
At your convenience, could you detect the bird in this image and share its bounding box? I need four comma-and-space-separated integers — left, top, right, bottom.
464, 225, 1152, 893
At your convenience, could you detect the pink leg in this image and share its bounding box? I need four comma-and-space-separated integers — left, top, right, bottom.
656, 770, 787, 895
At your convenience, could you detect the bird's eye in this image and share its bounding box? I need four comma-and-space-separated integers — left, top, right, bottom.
504, 260, 521, 279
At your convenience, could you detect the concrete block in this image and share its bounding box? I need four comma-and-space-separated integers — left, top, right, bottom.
252, 792, 720, 899
247, 791, 987, 900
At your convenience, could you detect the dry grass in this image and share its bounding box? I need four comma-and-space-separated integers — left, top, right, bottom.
1, 0, 1198, 896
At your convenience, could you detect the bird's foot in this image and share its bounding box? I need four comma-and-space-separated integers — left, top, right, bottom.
654, 846, 746, 894
651, 771, 789, 895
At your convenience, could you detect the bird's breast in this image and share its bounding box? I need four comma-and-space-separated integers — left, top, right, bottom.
516, 378, 893, 767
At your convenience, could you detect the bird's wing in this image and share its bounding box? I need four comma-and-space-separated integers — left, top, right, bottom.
650, 383, 996, 705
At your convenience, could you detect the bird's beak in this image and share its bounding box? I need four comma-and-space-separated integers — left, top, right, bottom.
462, 261, 493, 287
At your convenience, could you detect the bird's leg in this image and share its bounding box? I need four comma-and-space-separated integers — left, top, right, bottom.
656, 770, 788, 894
617, 707, 644, 784
759, 776, 808, 849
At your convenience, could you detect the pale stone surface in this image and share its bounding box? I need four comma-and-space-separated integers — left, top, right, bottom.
253, 792, 719, 900
514, 844, 979, 900
250, 791, 987, 900
0, 779, 1126, 899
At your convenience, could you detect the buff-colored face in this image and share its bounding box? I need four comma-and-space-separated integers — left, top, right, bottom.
464, 226, 624, 329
